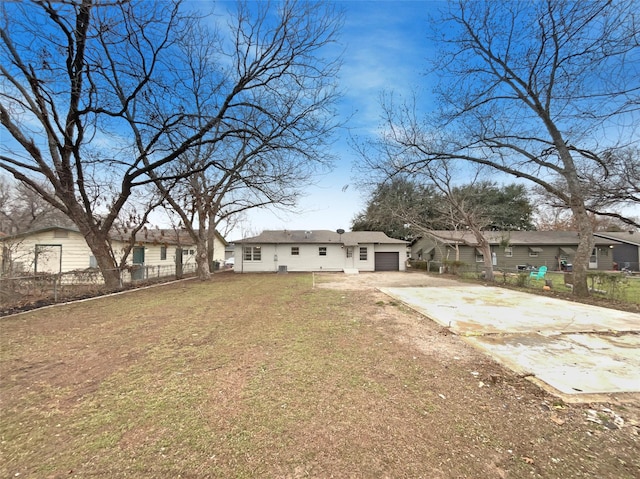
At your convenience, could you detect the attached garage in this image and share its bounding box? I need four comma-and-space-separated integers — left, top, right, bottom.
375, 252, 399, 271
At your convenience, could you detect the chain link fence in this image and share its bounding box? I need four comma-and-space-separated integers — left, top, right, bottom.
1, 263, 198, 315
408, 259, 640, 305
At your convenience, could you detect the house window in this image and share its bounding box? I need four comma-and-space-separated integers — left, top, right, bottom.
528, 247, 542, 258
319, 247, 327, 256
89, 255, 98, 268
189, 249, 195, 255
359, 247, 367, 261
160, 246, 167, 260
475, 253, 484, 263
244, 246, 261, 261
291, 247, 299, 256
504, 247, 513, 257
346, 247, 353, 258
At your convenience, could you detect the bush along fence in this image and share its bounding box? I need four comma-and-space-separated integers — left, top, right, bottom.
0, 263, 198, 313
408, 259, 640, 304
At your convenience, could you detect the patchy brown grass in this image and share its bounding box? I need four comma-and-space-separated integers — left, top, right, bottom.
1, 272, 638, 478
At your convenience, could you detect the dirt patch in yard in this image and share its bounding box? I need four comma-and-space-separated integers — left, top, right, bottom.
316, 271, 640, 476
1, 272, 639, 478
314, 270, 459, 290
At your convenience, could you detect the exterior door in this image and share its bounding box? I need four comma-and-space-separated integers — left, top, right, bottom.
132, 246, 145, 280
589, 248, 598, 269
345, 246, 355, 269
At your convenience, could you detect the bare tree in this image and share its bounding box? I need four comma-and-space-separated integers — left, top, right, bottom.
367, 1, 640, 297
534, 200, 636, 233
151, 2, 341, 280
579, 147, 640, 226
0, 0, 341, 288
0, 176, 73, 234
357, 127, 499, 279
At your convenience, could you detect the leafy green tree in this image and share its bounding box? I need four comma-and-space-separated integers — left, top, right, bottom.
353, 179, 535, 239
451, 182, 535, 231
352, 178, 440, 240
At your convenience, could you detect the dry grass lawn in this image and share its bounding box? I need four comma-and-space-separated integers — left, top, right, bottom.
1, 272, 638, 478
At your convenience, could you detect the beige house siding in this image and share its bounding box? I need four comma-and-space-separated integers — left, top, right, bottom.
2, 227, 227, 277
118, 242, 197, 269
3, 229, 94, 274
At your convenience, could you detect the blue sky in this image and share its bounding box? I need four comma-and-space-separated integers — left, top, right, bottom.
0, 0, 440, 239
227, 1, 439, 239
3, 1, 638, 240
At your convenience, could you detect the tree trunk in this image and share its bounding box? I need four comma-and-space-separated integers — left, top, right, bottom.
481, 243, 494, 281
570, 209, 595, 297
82, 230, 121, 290
553, 136, 594, 297
207, 241, 215, 273
207, 213, 217, 273
195, 238, 211, 281
469, 228, 494, 281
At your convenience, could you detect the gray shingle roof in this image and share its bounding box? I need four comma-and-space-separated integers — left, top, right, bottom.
234, 230, 407, 245
594, 231, 640, 246
2, 225, 226, 246
419, 230, 621, 246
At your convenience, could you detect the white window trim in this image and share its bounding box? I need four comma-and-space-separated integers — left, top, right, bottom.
243, 246, 262, 262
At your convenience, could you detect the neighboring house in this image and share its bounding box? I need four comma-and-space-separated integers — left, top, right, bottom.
410, 230, 621, 271
232, 230, 408, 273
594, 231, 640, 271
225, 243, 235, 261
0, 226, 227, 277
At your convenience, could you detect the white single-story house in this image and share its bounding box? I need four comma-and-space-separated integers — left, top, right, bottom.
232, 230, 408, 273
0, 226, 227, 278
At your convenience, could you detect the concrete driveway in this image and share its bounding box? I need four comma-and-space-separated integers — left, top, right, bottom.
377, 281, 640, 402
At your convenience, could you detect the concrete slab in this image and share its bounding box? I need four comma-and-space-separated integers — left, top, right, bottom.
379, 285, 639, 336
379, 285, 640, 399
467, 333, 640, 395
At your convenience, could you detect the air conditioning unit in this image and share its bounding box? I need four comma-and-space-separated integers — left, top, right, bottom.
278, 265, 288, 274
